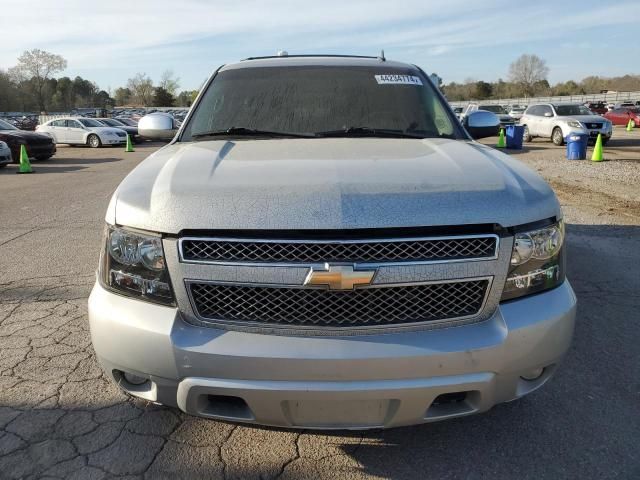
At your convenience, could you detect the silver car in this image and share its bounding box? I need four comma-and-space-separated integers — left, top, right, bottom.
89, 55, 576, 429
520, 103, 613, 145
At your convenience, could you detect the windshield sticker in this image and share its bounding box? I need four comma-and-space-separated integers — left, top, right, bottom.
375, 75, 423, 85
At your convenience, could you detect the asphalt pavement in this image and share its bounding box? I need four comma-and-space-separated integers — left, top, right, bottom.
0, 140, 638, 479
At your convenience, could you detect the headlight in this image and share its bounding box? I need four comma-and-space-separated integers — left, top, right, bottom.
567, 121, 582, 128
501, 221, 565, 301
99, 225, 174, 305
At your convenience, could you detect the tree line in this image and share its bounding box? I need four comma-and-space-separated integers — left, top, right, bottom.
2, 50, 639, 111
0, 49, 199, 112
442, 53, 640, 101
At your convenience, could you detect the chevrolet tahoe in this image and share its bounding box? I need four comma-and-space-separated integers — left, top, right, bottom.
89, 55, 576, 429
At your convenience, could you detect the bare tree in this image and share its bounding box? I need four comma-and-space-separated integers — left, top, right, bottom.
9, 49, 67, 111
159, 70, 180, 97
508, 54, 549, 97
127, 73, 154, 106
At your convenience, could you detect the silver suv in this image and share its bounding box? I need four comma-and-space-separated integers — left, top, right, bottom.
89, 55, 576, 429
520, 103, 612, 145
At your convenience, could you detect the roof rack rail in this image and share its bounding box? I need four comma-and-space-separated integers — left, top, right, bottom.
241, 54, 381, 61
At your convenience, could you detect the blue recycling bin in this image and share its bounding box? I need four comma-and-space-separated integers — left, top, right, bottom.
565, 133, 588, 160
506, 125, 524, 149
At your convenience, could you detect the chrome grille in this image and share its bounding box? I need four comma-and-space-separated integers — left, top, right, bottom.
188, 280, 489, 328
180, 236, 497, 264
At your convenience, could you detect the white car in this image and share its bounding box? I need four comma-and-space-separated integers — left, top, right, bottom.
37, 117, 127, 148
520, 103, 613, 146
0, 141, 11, 167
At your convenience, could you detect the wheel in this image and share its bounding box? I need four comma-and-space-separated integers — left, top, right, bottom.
87, 134, 101, 148
35, 155, 52, 161
602, 137, 609, 146
551, 127, 564, 146
522, 125, 532, 142
0, 163, 7, 168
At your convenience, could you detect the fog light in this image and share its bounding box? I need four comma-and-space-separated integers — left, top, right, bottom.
521, 367, 544, 381
123, 372, 148, 385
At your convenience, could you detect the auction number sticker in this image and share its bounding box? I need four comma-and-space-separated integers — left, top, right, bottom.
375, 74, 423, 85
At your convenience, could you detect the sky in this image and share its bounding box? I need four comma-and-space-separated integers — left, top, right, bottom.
1, 0, 638, 92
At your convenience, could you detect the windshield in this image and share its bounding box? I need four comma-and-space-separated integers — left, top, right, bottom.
554, 105, 593, 116
479, 105, 507, 114
0, 119, 18, 130
182, 66, 460, 140
78, 118, 103, 127
99, 119, 122, 127
116, 118, 136, 126
510, 107, 524, 113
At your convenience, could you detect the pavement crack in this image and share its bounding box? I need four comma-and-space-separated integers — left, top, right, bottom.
273, 430, 304, 480
220, 424, 239, 480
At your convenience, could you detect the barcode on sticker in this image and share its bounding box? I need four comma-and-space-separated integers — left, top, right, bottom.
375, 75, 423, 85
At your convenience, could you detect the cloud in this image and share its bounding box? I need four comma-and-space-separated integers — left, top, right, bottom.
0, 0, 638, 86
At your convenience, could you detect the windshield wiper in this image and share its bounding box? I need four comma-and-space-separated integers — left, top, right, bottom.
315, 127, 426, 139
191, 127, 314, 139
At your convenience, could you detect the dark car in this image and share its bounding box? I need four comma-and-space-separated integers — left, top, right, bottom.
585, 102, 608, 115
95, 118, 139, 142
114, 117, 138, 127
0, 118, 56, 161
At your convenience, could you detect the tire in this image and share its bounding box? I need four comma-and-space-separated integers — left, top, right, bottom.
552, 127, 564, 146
522, 125, 532, 142
35, 155, 52, 161
87, 134, 101, 148
602, 137, 609, 146
0, 162, 7, 168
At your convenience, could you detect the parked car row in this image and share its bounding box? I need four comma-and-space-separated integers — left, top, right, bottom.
0, 115, 39, 131
451, 98, 637, 146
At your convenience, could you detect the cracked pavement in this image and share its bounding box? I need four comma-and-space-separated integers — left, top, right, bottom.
0, 138, 638, 479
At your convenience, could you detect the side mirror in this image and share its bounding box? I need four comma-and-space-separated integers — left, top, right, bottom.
544, 112, 552, 117
463, 110, 500, 139
138, 112, 178, 141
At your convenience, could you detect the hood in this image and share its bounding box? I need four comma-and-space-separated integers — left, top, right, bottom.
1, 129, 53, 142
559, 115, 607, 123
113, 138, 561, 233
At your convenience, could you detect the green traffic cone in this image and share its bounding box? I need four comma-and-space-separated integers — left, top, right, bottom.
16, 144, 33, 174
627, 119, 635, 132
125, 134, 135, 153
496, 128, 506, 148
591, 133, 603, 162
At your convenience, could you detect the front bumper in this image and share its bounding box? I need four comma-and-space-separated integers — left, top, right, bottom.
563, 125, 612, 140
104, 137, 127, 145
89, 280, 576, 429
9, 142, 56, 162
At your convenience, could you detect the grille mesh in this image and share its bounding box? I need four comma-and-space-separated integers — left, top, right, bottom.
189, 280, 489, 328
181, 237, 496, 264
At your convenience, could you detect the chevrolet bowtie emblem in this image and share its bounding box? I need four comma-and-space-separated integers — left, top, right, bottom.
304, 264, 376, 290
